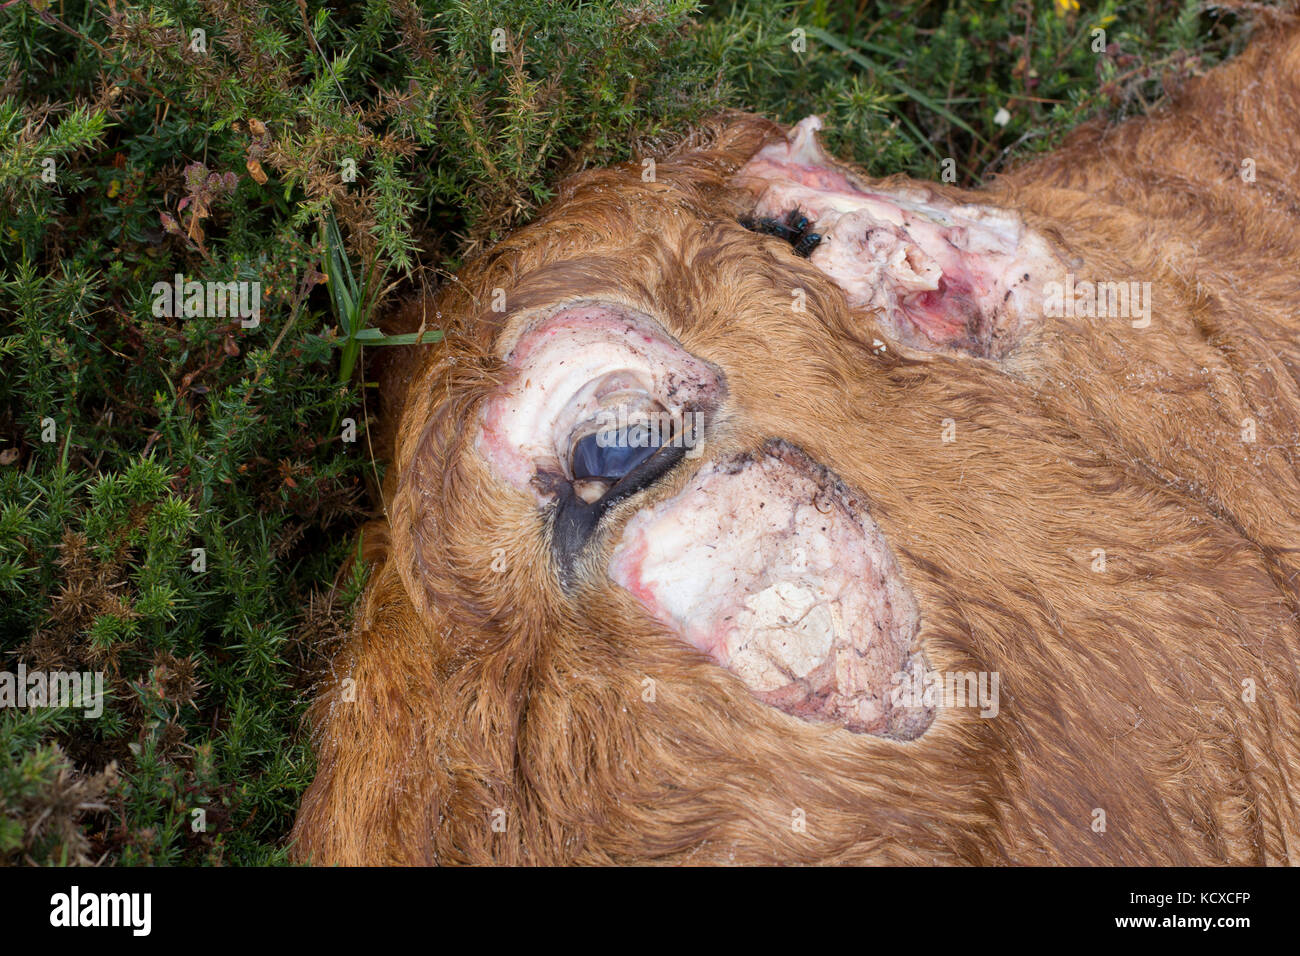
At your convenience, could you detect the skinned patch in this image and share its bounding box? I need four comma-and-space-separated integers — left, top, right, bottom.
736, 116, 1062, 358
609, 439, 934, 740
477, 301, 725, 500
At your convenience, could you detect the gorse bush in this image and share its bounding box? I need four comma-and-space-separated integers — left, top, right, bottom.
0, 0, 1262, 865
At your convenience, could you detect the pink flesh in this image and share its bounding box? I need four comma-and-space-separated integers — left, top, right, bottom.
476, 302, 724, 498
736, 116, 1060, 356
609, 441, 933, 739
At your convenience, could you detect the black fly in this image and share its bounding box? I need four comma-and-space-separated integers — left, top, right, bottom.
739, 207, 823, 257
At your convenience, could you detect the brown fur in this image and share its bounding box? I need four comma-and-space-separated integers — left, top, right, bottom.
292, 20, 1300, 865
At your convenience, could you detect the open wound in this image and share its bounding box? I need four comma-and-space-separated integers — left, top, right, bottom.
609, 440, 934, 740
735, 116, 1061, 358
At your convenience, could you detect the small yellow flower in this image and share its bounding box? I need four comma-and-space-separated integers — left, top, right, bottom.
1055, 0, 1080, 14
107, 179, 121, 198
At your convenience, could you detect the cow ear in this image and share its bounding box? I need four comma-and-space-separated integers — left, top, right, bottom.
735, 116, 1064, 359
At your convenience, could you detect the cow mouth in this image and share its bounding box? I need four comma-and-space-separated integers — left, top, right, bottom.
609, 439, 934, 740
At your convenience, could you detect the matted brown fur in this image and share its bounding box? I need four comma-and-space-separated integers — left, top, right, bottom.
292, 19, 1300, 865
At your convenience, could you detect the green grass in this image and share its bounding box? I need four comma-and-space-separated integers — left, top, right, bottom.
0, 0, 1266, 865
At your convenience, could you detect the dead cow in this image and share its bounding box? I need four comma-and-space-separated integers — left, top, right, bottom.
292, 19, 1300, 865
